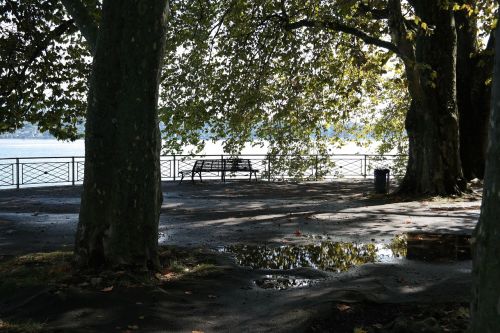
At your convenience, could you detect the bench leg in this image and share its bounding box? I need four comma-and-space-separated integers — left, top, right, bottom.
178, 173, 185, 184
249, 171, 257, 182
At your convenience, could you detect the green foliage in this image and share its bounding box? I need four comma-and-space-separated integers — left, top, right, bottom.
160, 0, 409, 178
0, 0, 91, 139
1, 0, 495, 155
353, 57, 409, 156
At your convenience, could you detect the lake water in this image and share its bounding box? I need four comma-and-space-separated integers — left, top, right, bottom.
0, 138, 377, 159
0, 139, 265, 159
0, 139, 85, 159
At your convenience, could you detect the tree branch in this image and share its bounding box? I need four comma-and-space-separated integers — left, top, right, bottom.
1, 20, 77, 98
387, 0, 415, 62
60, 0, 98, 53
26, 20, 77, 70
357, 3, 390, 19
285, 19, 401, 55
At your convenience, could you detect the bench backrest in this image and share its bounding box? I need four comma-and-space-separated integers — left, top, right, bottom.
225, 159, 251, 171
192, 159, 253, 171
192, 159, 223, 171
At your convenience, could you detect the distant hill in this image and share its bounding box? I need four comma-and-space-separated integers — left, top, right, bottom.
0, 123, 84, 139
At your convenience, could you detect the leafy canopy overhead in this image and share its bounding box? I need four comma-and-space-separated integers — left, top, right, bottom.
0, 0, 496, 152
160, 0, 409, 156
0, 0, 92, 139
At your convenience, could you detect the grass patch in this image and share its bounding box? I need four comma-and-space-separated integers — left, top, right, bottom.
155, 246, 220, 282
0, 247, 221, 291
0, 319, 46, 333
0, 251, 73, 287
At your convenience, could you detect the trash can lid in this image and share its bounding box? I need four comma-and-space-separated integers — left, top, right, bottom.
374, 168, 390, 174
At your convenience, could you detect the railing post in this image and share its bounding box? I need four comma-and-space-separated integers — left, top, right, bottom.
364, 155, 367, 178
173, 154, 176, 181
15, 158, 20, 189
221, 155, 224, 182
267, 155, 271, 182
71, 157, 75, 185
315, 154, 319, 181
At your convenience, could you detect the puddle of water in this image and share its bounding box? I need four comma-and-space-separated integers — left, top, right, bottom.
406, 232, 471, 261
221, 242, 378, 272
158, 231, 170, 243
254, 275, 315, 290
221, 233, 471, 273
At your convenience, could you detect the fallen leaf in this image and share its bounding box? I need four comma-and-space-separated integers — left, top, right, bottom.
208, 294, 217, 299
139, 316, 145, 320
456, 306, 470, 318
127, 325, 139, 330
184, 291, 192, 295
353, 328, 368, 333
396, 277, 409, 284
294, 229, 302, 236
192, 331, 204, 333
336, 304, 351, 312
101, 286, 113, 292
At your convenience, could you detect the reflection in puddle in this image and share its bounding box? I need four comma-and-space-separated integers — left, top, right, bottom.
254, 275, 315, 290
158, 231, 169, 243
222, 243, 378, 272
221, 233, 471, 273
406, 232, 471, 261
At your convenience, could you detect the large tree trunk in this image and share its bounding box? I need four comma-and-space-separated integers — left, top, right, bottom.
455, 5, 493, 180
75, 0, 168, 270
471, 16, 500, 333
398, 1, 466, 195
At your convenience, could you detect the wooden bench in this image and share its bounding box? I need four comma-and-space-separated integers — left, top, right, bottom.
178, 158, 259, 183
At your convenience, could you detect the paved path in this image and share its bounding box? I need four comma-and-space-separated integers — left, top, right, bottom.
0, 180, 479, 254
0, 180, 481, 332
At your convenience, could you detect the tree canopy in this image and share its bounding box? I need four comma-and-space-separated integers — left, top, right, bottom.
0, 0, 92, 139
0, 0, 497, 184
160, 0, 411, 157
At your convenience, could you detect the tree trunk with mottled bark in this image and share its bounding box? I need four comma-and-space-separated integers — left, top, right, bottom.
74, 0, 168, 270
471, 16, 500, 333
398, 1, 466, 195
455, 5, 493, 180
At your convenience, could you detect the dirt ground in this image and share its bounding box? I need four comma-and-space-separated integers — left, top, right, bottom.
0, 180, 481, 332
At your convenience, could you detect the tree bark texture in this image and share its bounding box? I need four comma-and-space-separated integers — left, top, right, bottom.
471, 17, 500, 333
398, 1, 466, 195
75, 0, 168, 269
455, 6, 493, 180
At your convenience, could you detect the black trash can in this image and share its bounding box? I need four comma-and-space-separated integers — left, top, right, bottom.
374, 168, 390, 194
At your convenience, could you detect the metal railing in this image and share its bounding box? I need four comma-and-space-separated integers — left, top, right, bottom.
0, 154, 407, 188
